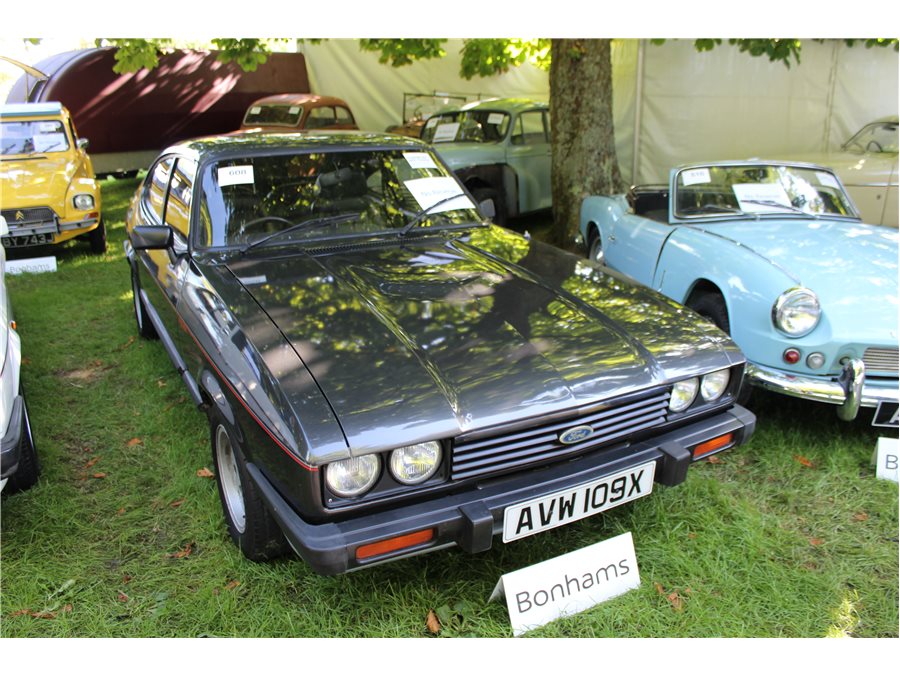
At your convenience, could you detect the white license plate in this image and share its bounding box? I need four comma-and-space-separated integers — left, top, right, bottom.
1, 233, 51, 248
502, 461, 656, 543
873, 401, 899, 428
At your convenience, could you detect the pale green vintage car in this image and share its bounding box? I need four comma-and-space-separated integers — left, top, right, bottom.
422, 98, 551, 225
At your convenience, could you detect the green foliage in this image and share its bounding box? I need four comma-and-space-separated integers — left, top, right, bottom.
459, 39, 551, 78
97, 38, 173, 74
358, 39, 447, 67
211, 39, 278, 72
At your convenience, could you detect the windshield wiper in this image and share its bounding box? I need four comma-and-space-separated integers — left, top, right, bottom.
399, 194, 473, 236
239, 212, 360, 255
739, 199, 806, 214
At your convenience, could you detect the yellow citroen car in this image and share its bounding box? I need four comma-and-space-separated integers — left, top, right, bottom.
0, 102, 104, 253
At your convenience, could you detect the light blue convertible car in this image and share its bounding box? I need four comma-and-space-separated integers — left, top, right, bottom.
579, 160, 898, 427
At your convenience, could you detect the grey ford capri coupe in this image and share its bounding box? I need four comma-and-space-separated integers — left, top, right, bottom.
125, 131, 755, 575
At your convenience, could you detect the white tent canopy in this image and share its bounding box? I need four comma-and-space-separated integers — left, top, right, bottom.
303, 38, 898, 185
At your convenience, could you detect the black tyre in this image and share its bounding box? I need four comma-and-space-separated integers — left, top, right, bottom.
472, 187, 506, 227
688, 291, 731, 335
6, 389, 39, 494
130, 264, 158, 340
88, 221, 107, 254
209, 407, 289, 561
587, 227, 605, 266
688, 291, 752, 404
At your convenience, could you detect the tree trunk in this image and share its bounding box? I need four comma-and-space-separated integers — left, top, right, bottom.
549, 39, 625, 249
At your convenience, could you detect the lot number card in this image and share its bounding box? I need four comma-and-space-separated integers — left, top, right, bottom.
874, 437, 898, 483
491, 531, 641, 636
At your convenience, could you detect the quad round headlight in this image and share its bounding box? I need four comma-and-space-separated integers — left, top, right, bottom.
773, 288, 820, 337
325, 455, 380, 498
389, 441, 442, 485
669, 378, 699, 412
700, 369, 730, 402
73, 194, 95, 210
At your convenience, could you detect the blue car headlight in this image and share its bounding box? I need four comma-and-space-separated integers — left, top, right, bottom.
773, 288, 820, 337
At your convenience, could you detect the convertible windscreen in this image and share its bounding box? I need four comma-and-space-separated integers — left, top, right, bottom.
197, 149, 481, 248
674, 164, 859, 219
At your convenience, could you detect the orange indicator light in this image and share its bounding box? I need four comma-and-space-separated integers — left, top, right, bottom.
356, 528, 435, 561
693, 432, 734, 459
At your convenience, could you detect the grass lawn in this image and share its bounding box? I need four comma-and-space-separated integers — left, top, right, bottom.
1, 176, 897, 639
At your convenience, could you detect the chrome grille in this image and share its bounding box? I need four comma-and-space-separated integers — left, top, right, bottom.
1, 207, 57, 228
863, 347, 899, 374
451, 389, 670, 481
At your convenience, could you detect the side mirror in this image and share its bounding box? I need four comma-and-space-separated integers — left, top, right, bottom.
478, 198, 496, 221
77, 138, 90, 151
131, 225, 172, 250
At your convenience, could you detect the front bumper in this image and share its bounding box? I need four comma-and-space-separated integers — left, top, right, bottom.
247, 405, 755, 575
746, 358, 899, 421
1, 395, 26, 482
2, 215, 100, 246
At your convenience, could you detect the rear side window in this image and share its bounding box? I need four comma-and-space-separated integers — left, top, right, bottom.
336, 106, 354, 124
306, 107, 338, 129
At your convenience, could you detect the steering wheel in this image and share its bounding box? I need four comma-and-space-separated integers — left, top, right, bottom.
866, 140, 884, 152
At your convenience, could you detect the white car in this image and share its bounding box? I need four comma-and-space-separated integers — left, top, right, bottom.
790, 116, 898, 227
0, 216, 39, 493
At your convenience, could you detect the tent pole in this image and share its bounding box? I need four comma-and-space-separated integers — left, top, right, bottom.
631, 39, 646, 186
823, 40, 840, 151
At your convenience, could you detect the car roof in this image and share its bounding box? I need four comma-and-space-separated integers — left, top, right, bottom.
440, 98, 548, 115
0, 102, 65, 118
869, 115, 899, 125
164, 129, 429, 161
247, 93, 351, 108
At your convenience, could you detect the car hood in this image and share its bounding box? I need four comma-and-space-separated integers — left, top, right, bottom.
226, 227, 740, 456
691, 219, 899, 333
0, 155, 77, 212
431, 143, 507, 170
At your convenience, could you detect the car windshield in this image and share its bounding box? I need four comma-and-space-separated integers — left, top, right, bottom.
197, 148, 482, 249
242, 104, 304, 128
0, 119, 70, 155
842, 121, 899, 154
673, 164, 859, 220
420, 111, 510, 143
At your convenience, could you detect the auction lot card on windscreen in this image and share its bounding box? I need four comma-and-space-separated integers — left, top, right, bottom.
404, 177, 474, 213
732, 183, 792, 211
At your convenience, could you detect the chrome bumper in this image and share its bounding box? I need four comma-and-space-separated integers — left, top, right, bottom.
5, 217, 99, 237
746, 358, 899, 421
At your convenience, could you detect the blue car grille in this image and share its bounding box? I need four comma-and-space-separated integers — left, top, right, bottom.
451, 389, 671, 481
863, 347, 898, 375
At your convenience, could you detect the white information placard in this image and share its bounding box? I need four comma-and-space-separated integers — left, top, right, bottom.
34, 133, 66, 153
6, 256, 58, 275
404, 177, 474, 213
816, 171, 841, 190
732, 183, 792, 211
218, 165, 255, 187
487, 113, 505, 126
403, 152, 438, 170
875, 437, 898, 483
681, 168, 711, 186
431, 122, 460, 143
490, 532, 641, 636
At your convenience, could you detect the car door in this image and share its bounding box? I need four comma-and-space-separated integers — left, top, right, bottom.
506, 109, 552, 213
134, 155, 196, 345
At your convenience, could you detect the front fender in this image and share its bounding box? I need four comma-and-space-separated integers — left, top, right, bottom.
653, 228, 802, 363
